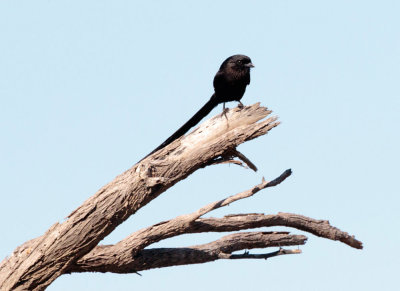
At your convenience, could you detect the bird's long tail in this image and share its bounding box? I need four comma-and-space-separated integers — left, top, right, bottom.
141, 94, 219, 161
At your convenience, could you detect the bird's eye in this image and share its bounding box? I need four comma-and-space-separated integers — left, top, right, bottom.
237, 60, 242, 65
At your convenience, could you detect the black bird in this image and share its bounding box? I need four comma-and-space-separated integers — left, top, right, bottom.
143, 54, 254, 160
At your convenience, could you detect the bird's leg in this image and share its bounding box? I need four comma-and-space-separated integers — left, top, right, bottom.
238, 101, 244, 108
222, 102, 228, 120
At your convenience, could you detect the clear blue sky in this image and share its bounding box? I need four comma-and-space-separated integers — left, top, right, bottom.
1, 1, 399, 290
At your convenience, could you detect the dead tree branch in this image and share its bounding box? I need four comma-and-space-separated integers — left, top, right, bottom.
0, 103, 363, 290
72, 212, 361, 273
0, 104, 279, 290
70, 232, 307, 273
67, 169, 293, 271
68, 169, 361, 274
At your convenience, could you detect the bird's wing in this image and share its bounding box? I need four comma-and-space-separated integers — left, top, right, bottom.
213, 70, 226, 92
245, 71, 250, 85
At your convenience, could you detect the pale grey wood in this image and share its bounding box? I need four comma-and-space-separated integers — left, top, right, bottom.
0, 103, 363, 290
0, 104, 278, 290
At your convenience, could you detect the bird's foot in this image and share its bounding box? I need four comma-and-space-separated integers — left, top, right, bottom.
237, 101, 244, 109
222, 108, 229, 120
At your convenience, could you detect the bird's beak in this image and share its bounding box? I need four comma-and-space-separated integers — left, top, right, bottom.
245, 63, 255, 68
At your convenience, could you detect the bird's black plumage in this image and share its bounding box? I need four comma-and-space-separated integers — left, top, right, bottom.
212, 54, 253, 103
142, 54, 254, 160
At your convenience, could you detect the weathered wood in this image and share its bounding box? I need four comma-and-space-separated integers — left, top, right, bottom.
0, 104, 279, 290
70, 211, 362, 273
70, 192, 362, 274
0, 103, 363, 290
69, 232, 307, 273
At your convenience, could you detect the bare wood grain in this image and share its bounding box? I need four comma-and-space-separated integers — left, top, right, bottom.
70, 232, 307, 273
0, 103, 363, 290
69, 169, 361, 274
0, 104, 278, 291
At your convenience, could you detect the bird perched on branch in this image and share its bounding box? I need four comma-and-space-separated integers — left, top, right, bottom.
142, 54, 254, 160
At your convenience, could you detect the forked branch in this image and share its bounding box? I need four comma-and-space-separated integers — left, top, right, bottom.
69, 169, 361, 274
70, 232, 307, 273
0, 104, 363, 291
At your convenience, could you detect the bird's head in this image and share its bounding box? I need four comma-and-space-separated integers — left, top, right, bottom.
221, 54, 254, 72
